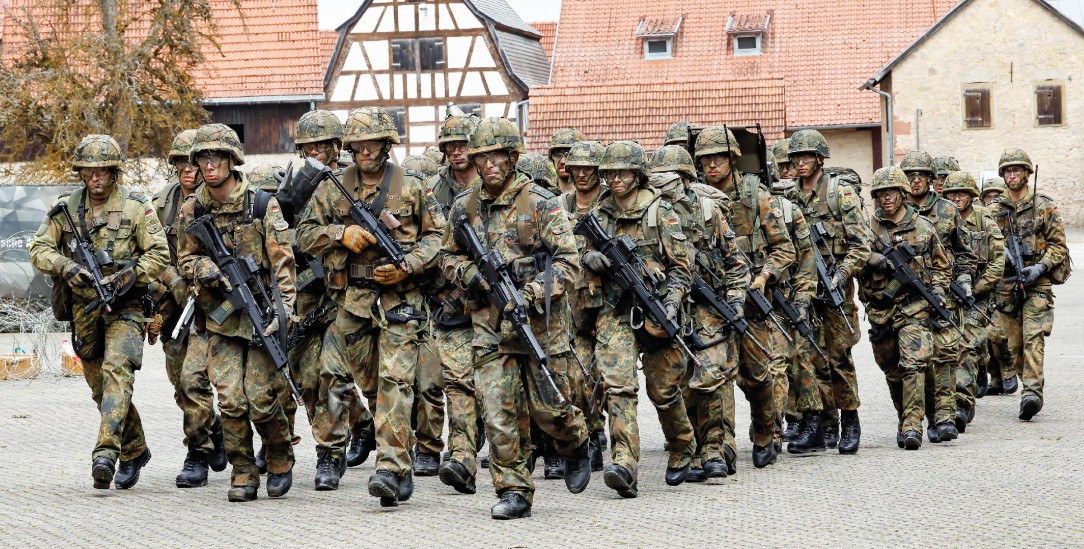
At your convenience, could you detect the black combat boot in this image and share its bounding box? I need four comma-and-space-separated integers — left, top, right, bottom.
368, 470, 401, 507
227, 485, 258, 502
588, 436, 603, 472
491, 490, 532, 519
954, 406, 970, 433
896, 430, 906, 449
788, 412, 826, 454
603, 464, 638, 498
594, 429, 608, 451
822, 412, 840, 449
937, 422, 958, 441
1019, 395, 1042, 421
398, 470, 414, 502
314, 450, 341, 491
1003, 375, 1019, 394
438, 460, 476, 494
838, 410, 861, 454
255, 444, 268, 475
976, 370, 988, 399
927, 425, 941, 444
664, 459, 691, 486
703, 459, 727, 478
266, 468, 293, 498
480, 455, 490, 469
115, 449, 152, 490
543, 450, 564, 480
724, 446, 737, 476
176, 451, 209, 488
782, 415, 800, 442
346, 428, 375, 468
902, 430, 922, 450
414, 451, 439, 477
985, 378, 1004, 396
686, 466, 707, 482
752, 444, 777, 468
92, 457, 115, 490
209, 415, 227, 472
563, 440, 592, 494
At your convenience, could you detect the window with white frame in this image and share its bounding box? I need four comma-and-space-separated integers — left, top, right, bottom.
733, 34, 761, 56
644, 38, 673, 60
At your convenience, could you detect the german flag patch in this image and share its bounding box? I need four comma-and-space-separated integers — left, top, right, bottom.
668, 218, 680, 225
549, 206, 561, 216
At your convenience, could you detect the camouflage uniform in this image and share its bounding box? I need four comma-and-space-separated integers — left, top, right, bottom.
942, 172, 1005, 425
902, 151, 977, 436
402, 154, 440, 181
789, 130, 872, 451
440, 119, 588, 508
649, 145, 749, 474
698, 127, 797, 462
549, 128, 586, 194
30, 135, 169, 483
859, 167, 951, 448
296, 107, 445, 501
989, 149, 1069, 419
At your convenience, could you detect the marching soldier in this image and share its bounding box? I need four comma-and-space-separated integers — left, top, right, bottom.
151, 130, 228, 488
901, 150, 977, 443
789, 129, 872, 454
296, 107, 445, 507
649, 144, 749, 480
30, 134, 169, 490
440, 117, 591, 519
931, 156, 961, 194
176, 124, 297, 502
941, 171, 1004, 428
549, 128, 586, 194
982, 177, 1007, 207
697, 127, 796, 467
859, 167, 951, 450
989, 149, 1069, 421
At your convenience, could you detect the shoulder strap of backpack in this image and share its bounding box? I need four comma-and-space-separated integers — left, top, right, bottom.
514, 183, 537, 248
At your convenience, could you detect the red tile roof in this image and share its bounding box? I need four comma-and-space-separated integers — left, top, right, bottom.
535, 0, 958, 132
526, 79, 786, 152
530, 21, 557, 63
318, 30, 338, 71
1, 0, 325, 102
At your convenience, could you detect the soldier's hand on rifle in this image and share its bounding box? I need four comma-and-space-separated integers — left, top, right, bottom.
101, 269, 134, 293
262, 315, 280, 337
146, 313, 163, 345
61, 260, 92, 289
148, 280, 167, 302
460, 262, 490, 293
955, 275, 973, 298
1020, 264, 1046, 285
728, 299, 745, 323
931, 286, 947, 307
522, 281, 546, 313
831, 269, 849, 290
582, 250, 611, 273
867, 252, 891, 272
340, 225, 377, 253
794, 300, 810, 323
374, 262, 410, 285
750, 273, 769, 293
194, 257, 233, 292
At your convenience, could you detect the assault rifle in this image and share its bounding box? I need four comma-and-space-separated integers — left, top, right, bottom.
873, 235, 970, 343
732, 247, 792, 340
573, 212, 702, 367
691, 257, 773, 358
454, 215, 566, 404
949, 279, 993, 324
809, 222, 856, 335
772, 285, 828, 362
320, 162, 407, 270
287, 301, 337, 349
48, 202, 135, 313
186, 214, 305, 409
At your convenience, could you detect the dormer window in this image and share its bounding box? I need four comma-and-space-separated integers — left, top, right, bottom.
637, 16, 682, 61
726, 12, 770, 57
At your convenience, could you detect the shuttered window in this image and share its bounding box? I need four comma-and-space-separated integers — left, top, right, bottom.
963, 87, 992, 129
419, 38, 445, 70
1036, 83, 1064, 126
383, 107, 407, 141
390, 38, 445, 71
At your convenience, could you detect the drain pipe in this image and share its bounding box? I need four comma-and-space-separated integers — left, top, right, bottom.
863, 79, 894, 166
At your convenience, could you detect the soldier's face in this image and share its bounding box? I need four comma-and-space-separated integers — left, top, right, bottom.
945, 190, 973, 212
444, 141, 470, 171
571, 166, 599, 192
79, 168, 115, 201
350, 140, 389, 174
551, 150, 569, 179
792, 153, 820, 178
1002, 166, 1029, 190
906, 171, 930, 196
196, 152, 230, 187
982, 191, 1002, 205
700, 154, 732, 184
874, 189, 904, 216
473, 150, 516, 188
933, 175, 947, 194
173, 160, 199, 191
778, 161, 798, 179
605, 169, 637, 198
301, 140, 336, 165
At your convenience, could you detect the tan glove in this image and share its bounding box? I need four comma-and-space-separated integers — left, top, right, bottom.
146, 314, 163, 345
61, 261, 92, 289
340, 225, 377, 253
750, 273, 769, 293
374, 262, 410, 286
101, 268, 135, 293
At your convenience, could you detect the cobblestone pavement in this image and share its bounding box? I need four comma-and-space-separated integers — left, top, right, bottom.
3, 262, 1084, 547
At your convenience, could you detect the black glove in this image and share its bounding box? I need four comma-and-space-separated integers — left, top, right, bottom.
1019, 264, 1046, 285
867, 252, 891, 272
583, 251, 611, 273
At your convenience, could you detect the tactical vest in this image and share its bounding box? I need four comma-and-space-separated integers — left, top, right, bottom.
724, 173, 767, 265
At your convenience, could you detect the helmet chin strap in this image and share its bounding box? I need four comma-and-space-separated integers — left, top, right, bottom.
358, 143, 391, 174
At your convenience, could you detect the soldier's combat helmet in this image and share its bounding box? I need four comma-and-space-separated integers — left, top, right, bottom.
423, 146, 445, 167
401, 154, 439, 179
788, 129, 831, 158
247, 163, 285, 192
693, 126, 742, 160
998, 148, 1033, 175
600, 141, 647, 178
438, 115, 478, 148
941, 171, 979, 196
870, 166, 910, 195
664, 121, 693, 146
517, 152, 557, 188
549, 128, 586, 155
565, 140, 605, 169
982, 176, 1007, 194
932, 156, 961, 178
772, 138, 792, 164
296, 110, 344, 146
467, 117, 525, 158
650, 145, 697, 179
899, 150, 934, 175
168, 130, 199, 164
189, 123, 245, 166
72, 134, 124, 172
343, 106, 401, 145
